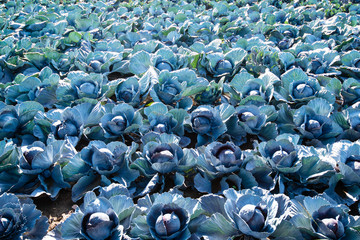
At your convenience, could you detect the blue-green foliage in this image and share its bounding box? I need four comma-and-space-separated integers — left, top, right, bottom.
60, 184, 136, 240
0, 193, 48, 240
0, 0, 360, 239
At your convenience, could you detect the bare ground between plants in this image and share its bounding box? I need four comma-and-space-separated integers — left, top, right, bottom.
33, 189, 77, 232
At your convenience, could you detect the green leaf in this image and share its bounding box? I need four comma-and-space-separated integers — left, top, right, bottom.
71, 173, 97, 202
139, 67, 158, 95
260, 122, 278, 140
190, 54, 200, 69
331, 112, 349, 129
343, 228, 360, 240
161, 26, 177, 37
24, 52, 46, 69
144, 102, 168, 116
341, 50, 360, 66
59, 212, 83, 239
175, 13, 187, 23
307, 98, 333, 117
317, 76, 342, 95
198, 213, 238, 238
352, 226, 360, 232
281, 68, 308, 91
218, 103, 235, 122
17, 101, 44, 125
69, 31, 82, 43
169, 108, 188, 135
129, 51, 152, 75
182, 85, 207, 97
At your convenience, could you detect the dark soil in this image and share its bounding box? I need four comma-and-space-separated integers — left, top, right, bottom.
33, 189, 77, 231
